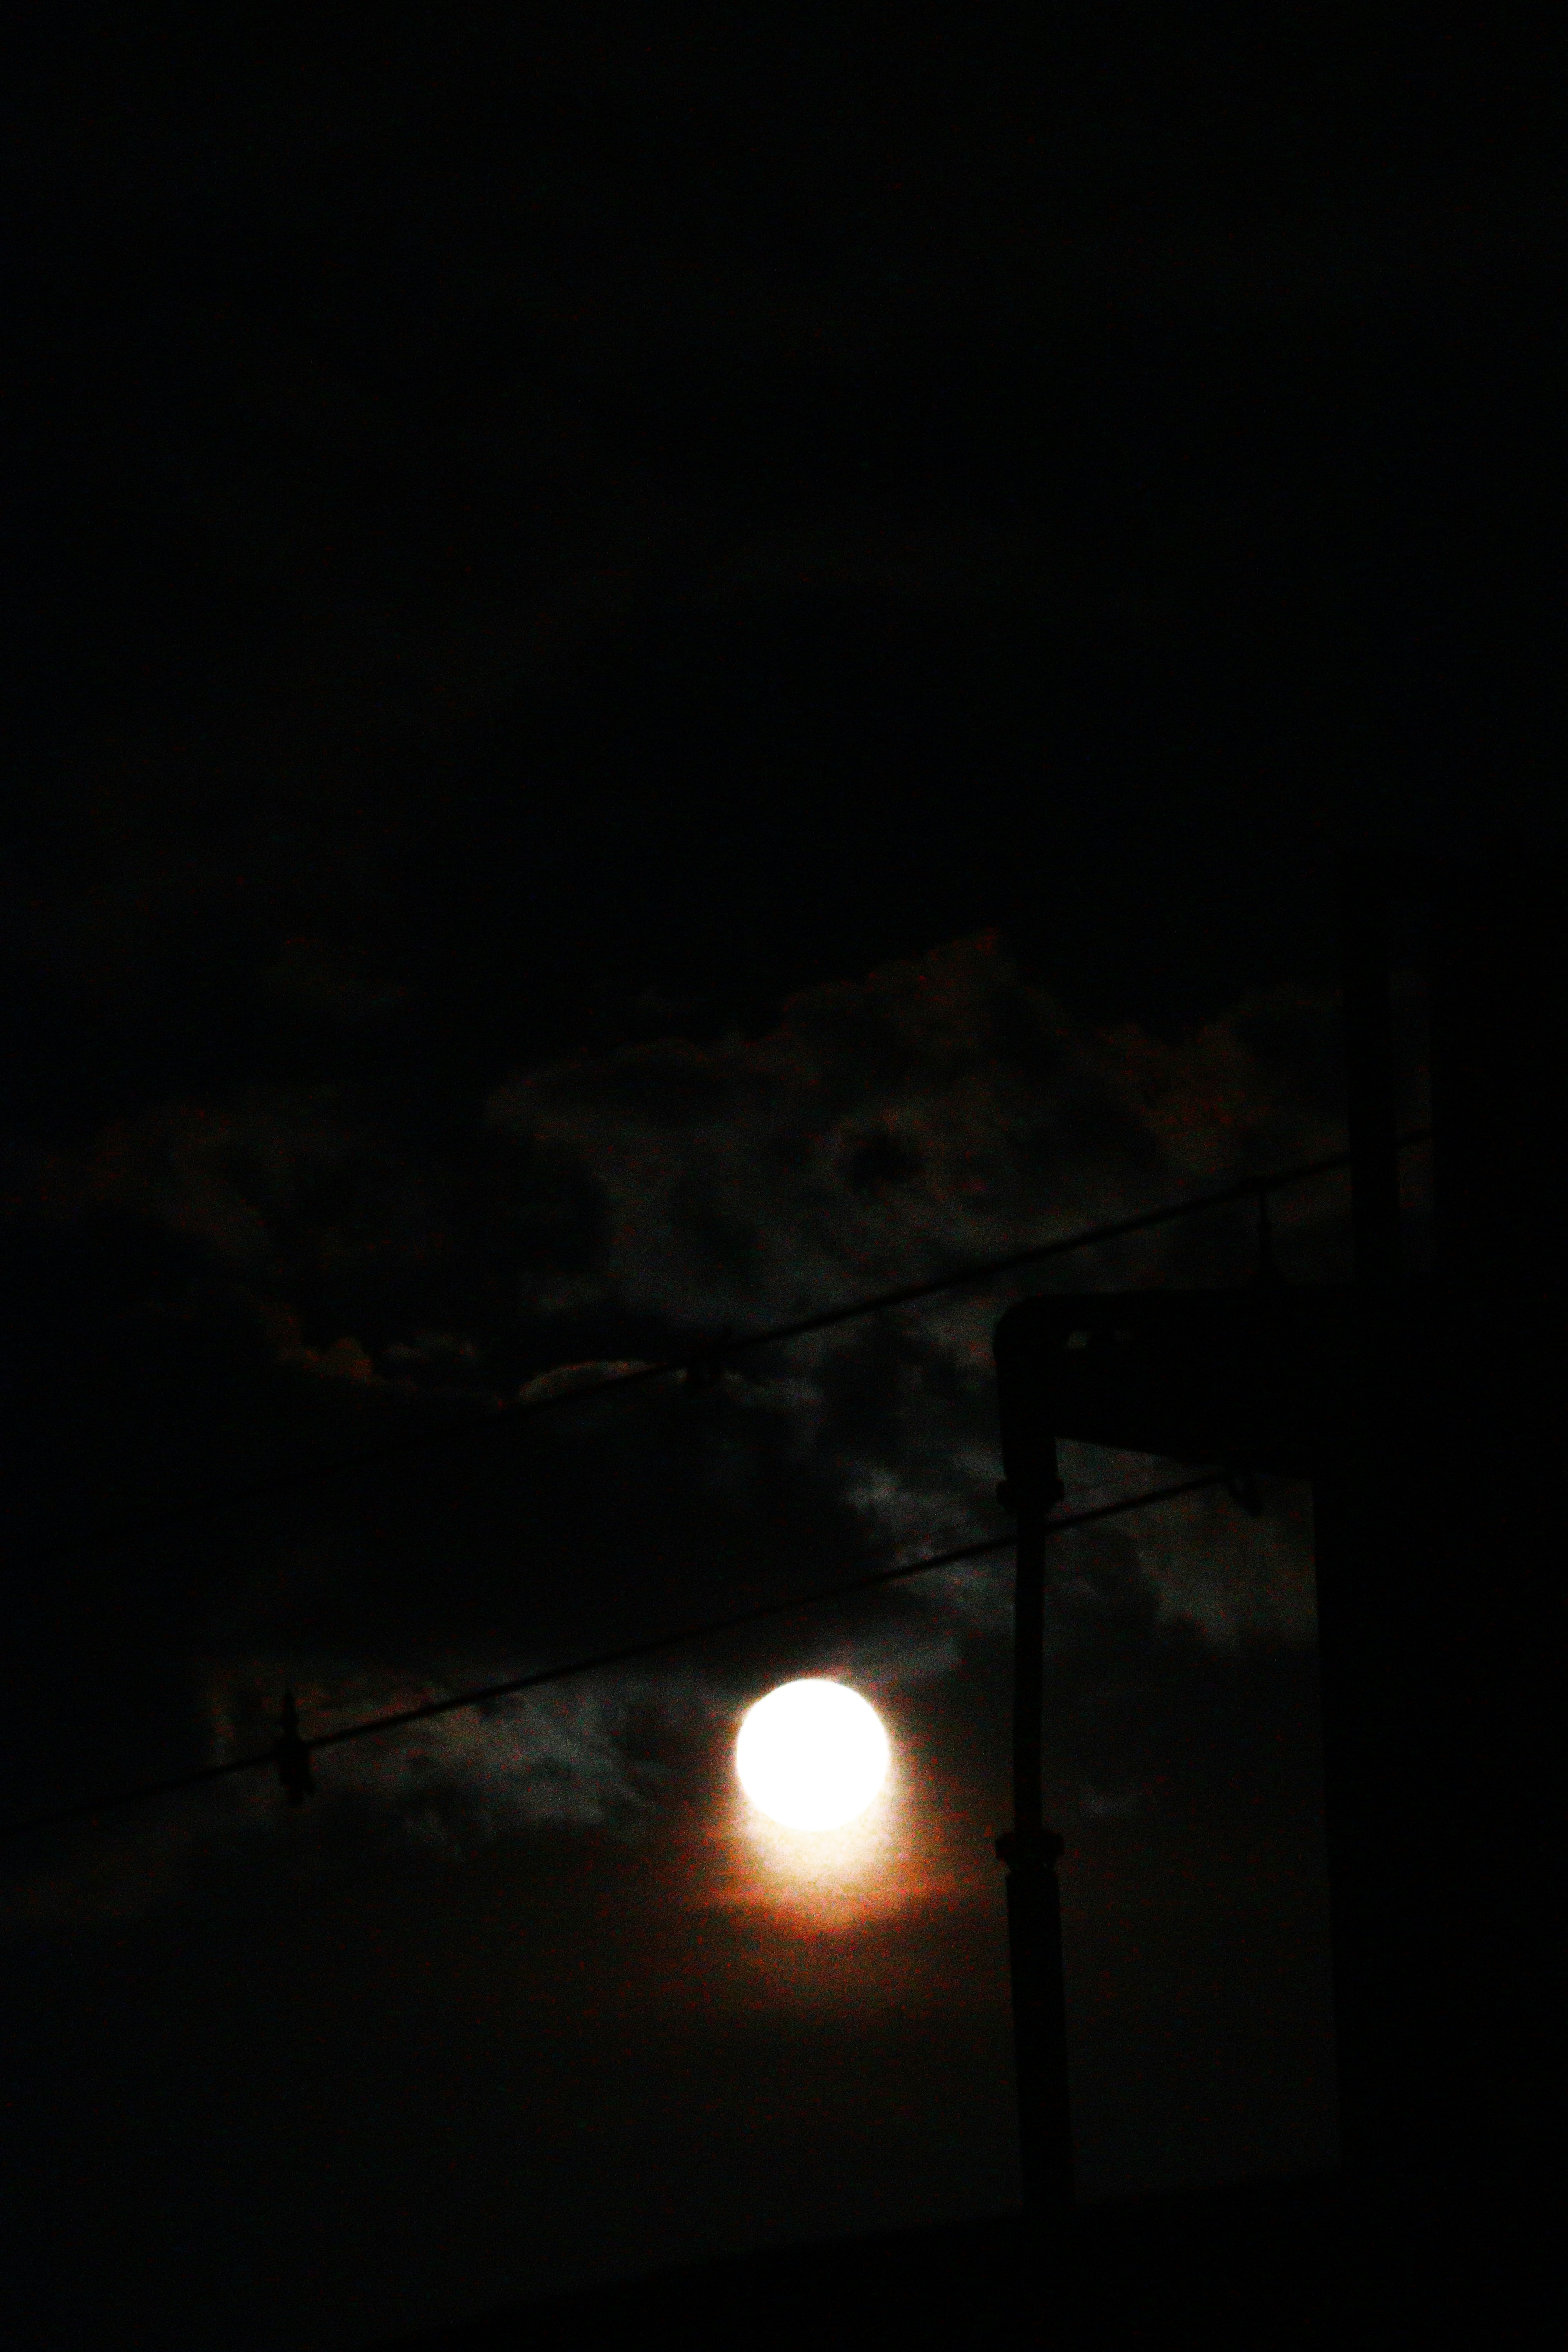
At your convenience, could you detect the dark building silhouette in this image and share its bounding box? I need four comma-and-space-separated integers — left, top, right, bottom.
993, 850, 1560, 2316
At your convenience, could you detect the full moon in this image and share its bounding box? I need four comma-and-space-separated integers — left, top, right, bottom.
735, 1680, 890, 1830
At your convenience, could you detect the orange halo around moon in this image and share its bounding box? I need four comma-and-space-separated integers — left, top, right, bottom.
735, 1679, 890, 1830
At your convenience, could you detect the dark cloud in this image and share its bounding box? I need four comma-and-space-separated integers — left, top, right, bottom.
1, 16, 1529, 2333
489, 935, 1349, 1321
2, 935, 1365, 1936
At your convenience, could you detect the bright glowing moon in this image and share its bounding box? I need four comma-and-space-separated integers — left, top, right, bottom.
735, 1680, 889, 1830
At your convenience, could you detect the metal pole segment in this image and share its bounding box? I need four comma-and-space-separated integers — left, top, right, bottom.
998, 1496, 1074, 2232
1339, 855, 1402, 1294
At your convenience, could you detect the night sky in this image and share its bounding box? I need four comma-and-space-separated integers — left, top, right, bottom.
1, 13, 1557, 2349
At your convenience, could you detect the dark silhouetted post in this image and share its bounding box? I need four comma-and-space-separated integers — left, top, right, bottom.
1339, 855, 1402, 1294
989, 844, 1561, 2328
993, 1298, 1074, 2238
996, 1488, 1074, 2232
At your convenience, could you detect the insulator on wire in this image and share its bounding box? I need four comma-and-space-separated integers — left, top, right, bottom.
274, 1690, 316, 1806
684, 1332, 734, 1390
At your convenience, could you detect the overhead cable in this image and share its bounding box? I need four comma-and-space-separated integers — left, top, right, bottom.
0, 1469, 1228, 1844
11, 1131, 1430, 1573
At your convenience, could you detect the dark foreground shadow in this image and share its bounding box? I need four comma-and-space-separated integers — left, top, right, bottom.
368, 2169, 1535, 2351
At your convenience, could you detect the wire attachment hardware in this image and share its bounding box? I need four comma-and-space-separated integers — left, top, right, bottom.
274, 1690, 315, 1806
683, 1329, 736, 1392
1254, 1185, 1284, 1286
994, 1826, 1064, 1866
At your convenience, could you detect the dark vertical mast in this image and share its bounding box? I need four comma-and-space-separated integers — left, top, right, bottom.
994, 1320, 1073, 2232
1319, 848, 1558, 2297
1424, 853, 1561, 2273
1339, 853, 1402, 1294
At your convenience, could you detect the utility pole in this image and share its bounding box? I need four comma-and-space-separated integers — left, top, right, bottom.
995, 1473, 1073, 2234
990, 846, 1561, 2323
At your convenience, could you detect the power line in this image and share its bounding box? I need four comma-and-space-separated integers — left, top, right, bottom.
0, 1468, 1228, 1845
10, 1130, 1430, 1575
